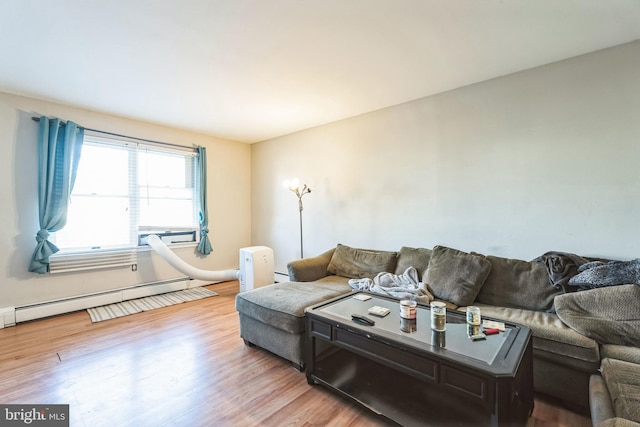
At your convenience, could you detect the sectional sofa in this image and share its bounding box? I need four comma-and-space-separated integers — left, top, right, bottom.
235, 243, 640, 425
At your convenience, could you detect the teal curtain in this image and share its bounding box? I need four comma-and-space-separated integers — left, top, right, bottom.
29, 117, 84, 273
196, 146, 212, 255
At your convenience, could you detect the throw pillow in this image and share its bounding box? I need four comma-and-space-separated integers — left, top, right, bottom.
327, 243, 398, 279
568, 259, 640, 289
394, 246, 432, 280
424, 245, 492, 306
555, 284, 640, 347
476, 256, 562, 311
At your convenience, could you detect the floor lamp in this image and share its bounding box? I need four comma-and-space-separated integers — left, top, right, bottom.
286, 178, 311, 258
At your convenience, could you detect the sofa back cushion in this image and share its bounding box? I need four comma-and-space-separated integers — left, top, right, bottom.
424, 245, 491, 306
327, 243, 398, 279
394, 246, 432, 281
476, 255, 562, 311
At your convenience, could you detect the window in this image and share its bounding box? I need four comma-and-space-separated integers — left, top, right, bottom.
52, 132, 199, 252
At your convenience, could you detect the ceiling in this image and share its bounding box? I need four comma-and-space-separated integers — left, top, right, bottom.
1, 1, 640, 143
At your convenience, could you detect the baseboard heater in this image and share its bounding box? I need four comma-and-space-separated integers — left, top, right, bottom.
11, 278, 194, 325
49, 249, 137, 274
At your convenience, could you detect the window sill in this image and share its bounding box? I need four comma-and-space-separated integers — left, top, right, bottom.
138, 241, 198, 252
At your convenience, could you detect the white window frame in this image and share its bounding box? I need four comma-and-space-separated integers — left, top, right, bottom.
51, 131, 200, 258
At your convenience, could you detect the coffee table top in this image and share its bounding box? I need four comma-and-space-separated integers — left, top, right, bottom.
307, 292, 531, 375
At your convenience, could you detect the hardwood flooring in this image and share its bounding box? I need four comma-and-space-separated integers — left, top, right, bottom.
0, 280, 592, 426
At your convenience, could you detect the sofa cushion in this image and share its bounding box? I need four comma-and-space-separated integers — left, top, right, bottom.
327, 243, 398, 279
473, 304, 600, 371
235, 278, 350, 334
476, 255, 562, 311
424, 245, 491, 306
601, 345, 640, 365
601, 358, 640, 423
394, 246, 432, 280
555, 285, 640, 347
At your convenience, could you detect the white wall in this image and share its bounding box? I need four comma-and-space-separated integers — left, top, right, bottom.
0, 92, 251, 308
252, 40, 640, 273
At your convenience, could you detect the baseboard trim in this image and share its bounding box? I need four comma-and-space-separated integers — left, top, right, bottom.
13, 278, 196, 324
274, 272, 289, 283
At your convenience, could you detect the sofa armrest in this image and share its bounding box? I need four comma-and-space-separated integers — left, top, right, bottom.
590, 374, 616, 426
287, 248, 336, 282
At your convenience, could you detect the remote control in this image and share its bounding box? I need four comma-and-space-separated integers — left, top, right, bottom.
351, 314, 375, 326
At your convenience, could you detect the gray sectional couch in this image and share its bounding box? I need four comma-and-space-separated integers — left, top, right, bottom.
235, 244, 640, 425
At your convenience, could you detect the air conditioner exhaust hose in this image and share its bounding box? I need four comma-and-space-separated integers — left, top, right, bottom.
147, 234, 239, 282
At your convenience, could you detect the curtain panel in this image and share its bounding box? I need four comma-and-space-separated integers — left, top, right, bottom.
196, 146, 213, 255
29, 117, 84, 273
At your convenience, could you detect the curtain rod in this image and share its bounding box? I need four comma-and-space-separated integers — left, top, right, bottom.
31, 117, 198, 153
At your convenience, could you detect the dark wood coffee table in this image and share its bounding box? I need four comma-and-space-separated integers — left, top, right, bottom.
305, 292, 533, 426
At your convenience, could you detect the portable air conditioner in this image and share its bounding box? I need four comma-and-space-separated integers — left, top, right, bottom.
239, 246, 274, 292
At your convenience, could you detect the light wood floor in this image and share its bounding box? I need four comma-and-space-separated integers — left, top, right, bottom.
0, 280, 592, 427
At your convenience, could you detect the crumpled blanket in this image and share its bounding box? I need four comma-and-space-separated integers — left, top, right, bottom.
534, 251, 620, 293
534, 251, 590, 293
348, 266, 434, 304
